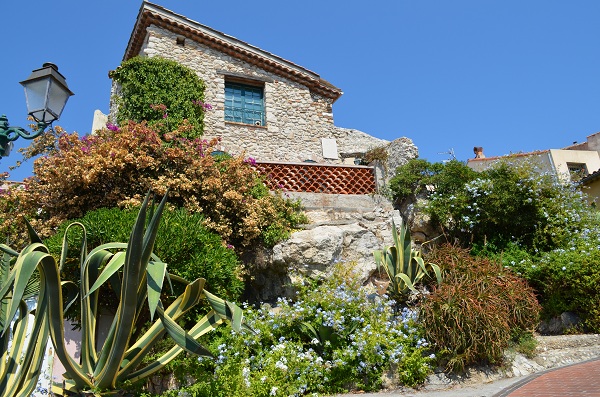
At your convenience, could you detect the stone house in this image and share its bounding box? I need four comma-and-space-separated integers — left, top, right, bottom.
109, 1, 420, 301
116, 1, 393, 166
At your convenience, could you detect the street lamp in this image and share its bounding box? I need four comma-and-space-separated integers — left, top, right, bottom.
0, 63, 74, 157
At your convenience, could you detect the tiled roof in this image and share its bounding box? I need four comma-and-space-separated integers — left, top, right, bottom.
467, 150, 550, 163
580, 168, 600, 186
123, 2, 343, 102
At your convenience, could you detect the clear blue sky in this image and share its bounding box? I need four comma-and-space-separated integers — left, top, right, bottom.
2, 1, 600, 181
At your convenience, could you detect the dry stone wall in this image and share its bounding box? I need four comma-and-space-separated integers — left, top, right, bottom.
119, 25, 389, 163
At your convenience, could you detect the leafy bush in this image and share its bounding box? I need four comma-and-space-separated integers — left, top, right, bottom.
0, 122, 306, 249
109, 56, 207, 138
391, 158, 595, 253
389, 159, 475, 203
152, 263, 434, 396
420, 245, 540, 373
505, 236, 600, 332
44, 206, 243, 303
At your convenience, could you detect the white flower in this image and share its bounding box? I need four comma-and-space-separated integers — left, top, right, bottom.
270, 386, 278, 396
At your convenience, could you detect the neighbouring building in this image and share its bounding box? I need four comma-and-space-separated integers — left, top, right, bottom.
467, 134, 600, 204
111, 1, 407, 166
467, 146, 600, 184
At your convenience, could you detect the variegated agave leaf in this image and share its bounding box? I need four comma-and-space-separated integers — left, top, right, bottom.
37, 192, 251, 395
374, 219, 442, 301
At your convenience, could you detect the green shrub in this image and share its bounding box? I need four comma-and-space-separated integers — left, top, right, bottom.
153, 263, 433, 396
391, 158, 596, 254
110, 56, 207, 138
44, 206, 243, 304
420, 245, 540, 373
506, 241, 600, 332
389, 159, 476, 203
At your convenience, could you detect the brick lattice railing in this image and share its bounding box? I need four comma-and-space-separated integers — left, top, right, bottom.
255, 161, 376, 194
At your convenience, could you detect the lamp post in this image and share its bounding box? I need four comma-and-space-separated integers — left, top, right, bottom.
0, 63, 73, 157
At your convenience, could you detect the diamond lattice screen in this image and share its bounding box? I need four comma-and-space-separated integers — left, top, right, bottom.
255, 162, 376, 194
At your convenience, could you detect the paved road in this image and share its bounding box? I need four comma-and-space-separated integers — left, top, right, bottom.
335, 358, 600, 397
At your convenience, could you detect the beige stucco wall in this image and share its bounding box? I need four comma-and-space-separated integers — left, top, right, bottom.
125, 25, 387, 163
549, 149, 600, 181
468, 150, 600, 183
584, 133, 600, 151
467, 152, 554, 173
582, 181, 600, 205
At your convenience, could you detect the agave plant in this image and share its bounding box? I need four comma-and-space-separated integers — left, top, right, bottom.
0, 221, 77, 397
10, 192, 247, 396
373, 219, 442, 302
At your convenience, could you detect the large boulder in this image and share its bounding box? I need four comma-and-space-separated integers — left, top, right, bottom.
272, 225, 344, 275
385, 137, 419, 179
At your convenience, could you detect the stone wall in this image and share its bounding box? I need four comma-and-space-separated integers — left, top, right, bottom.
244, 193, 401, 302
116, 24, 388, 163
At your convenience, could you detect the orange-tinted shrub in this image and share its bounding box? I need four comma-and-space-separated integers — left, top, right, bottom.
420, 244, 540, 372
0, 121, 305, 249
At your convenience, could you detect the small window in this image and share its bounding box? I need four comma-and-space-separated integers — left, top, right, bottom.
567, 162, 588, 182
224, 82, 265, 126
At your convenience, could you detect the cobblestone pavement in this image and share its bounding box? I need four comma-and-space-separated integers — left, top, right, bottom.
493, 358, 600, 397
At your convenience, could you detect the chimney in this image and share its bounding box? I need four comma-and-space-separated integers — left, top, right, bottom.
473, 146, 485, 159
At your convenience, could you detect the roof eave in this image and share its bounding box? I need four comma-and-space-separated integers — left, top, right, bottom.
123, 1, 343, 102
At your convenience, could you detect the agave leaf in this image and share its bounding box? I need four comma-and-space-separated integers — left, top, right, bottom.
124, 310, 225, 384
95, 194, 151, 389
155, 303, 213, 356
1, 300, 29, 391
203, 290, 249, 333
396, 273, 418, 293
0, 244, 19, 258
118, 282, 203, 377
85, 252, 126, 298
61, 281, 79, 314
146, 260, 167, 321
3, 251, 46, 337
23, 218, 43, 245
4, 291, 50, 397
39, 250, 92, 390
430, 262, 443, 285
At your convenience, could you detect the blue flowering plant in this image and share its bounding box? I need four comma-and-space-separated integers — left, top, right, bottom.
160, 263, 434, 396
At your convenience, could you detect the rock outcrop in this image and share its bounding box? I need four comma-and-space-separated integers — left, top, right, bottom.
245, 193, 400, 302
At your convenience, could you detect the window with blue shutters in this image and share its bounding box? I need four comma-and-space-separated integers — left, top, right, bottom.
224, 82, 265, 126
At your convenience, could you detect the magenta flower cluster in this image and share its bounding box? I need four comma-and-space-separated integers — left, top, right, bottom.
80, 135, 98, 154
192, 100, 214, 111
244, 156, 257, 166
106, 122, 120, 132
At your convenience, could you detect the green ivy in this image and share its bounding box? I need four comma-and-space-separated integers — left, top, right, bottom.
110, 56, 206, 138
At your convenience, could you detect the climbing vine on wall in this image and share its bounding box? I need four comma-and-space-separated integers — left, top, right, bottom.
109, 56, 207, 138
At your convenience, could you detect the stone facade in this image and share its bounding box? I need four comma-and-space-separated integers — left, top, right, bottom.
115, 2, 395, 164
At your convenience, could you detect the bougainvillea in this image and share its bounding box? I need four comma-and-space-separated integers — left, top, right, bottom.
0, 121, 305, 249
